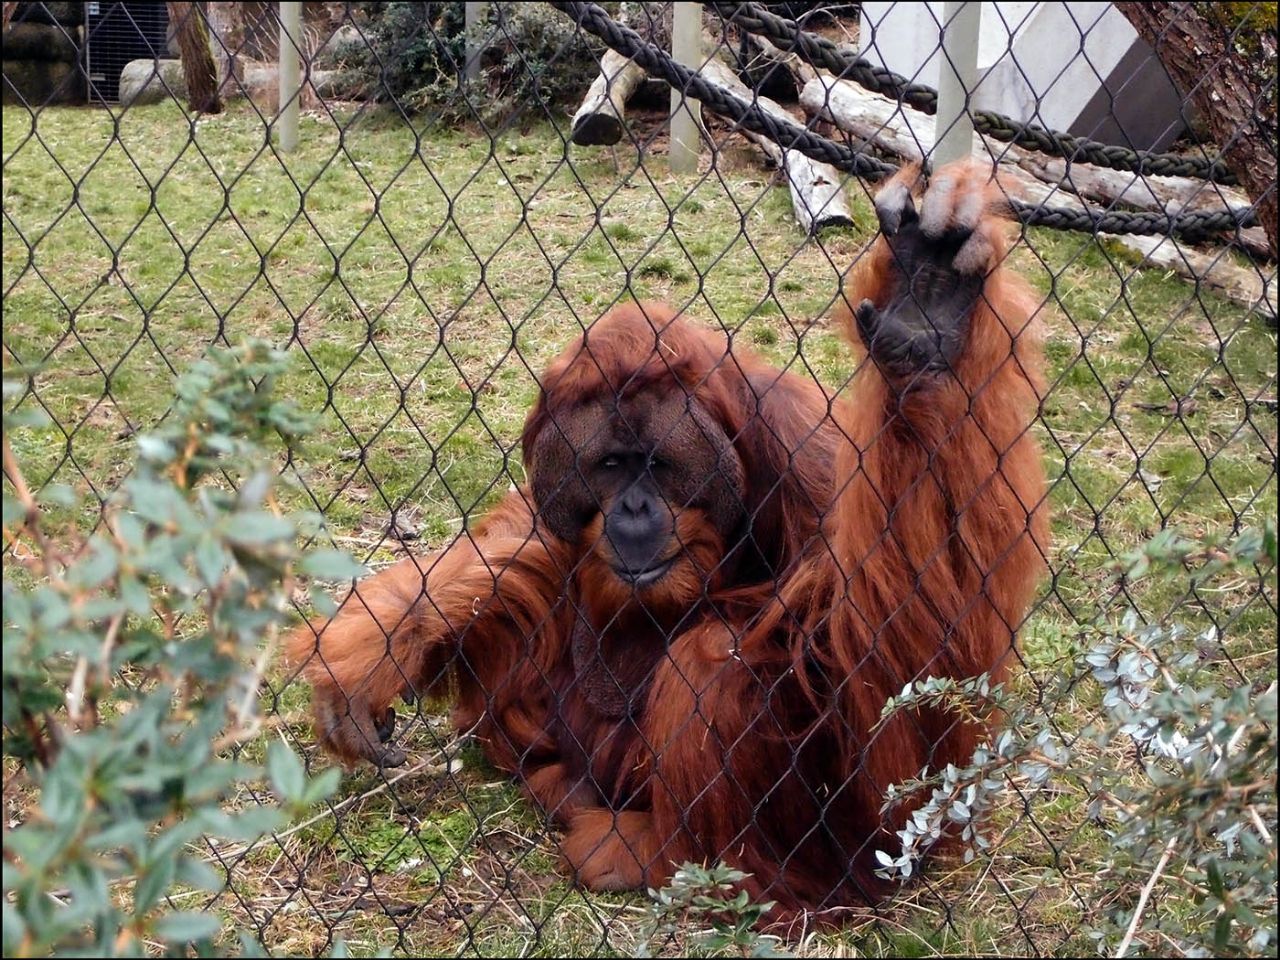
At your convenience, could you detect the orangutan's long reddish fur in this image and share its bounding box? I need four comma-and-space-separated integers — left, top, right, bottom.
288, 162, 1048, 915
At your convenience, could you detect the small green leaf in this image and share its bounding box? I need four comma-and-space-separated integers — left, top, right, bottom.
223, 512, 295, 546
152, 911, 223, 944
308, 585, 338, 618
1206, 859, 1225, 898
266, 741, 308, 805
194, 535, 227, 588
136, 435, 176, 463
300, 550, 367, 581
175, 857, 224, 893
1214, 913, 1233, 951
87, 820, 148, 852
2, 901, 27, 956
2, 493, 26, 528
119, 575, 153, 617
134, 856, 176, 915
68, 538, 118, 590
303, 767, 342, 806
239, 470, 272, 508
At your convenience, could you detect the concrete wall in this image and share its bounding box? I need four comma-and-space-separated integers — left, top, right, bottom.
858, 1, 1187, 151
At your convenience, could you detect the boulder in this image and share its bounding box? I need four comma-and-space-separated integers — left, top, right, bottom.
11, 1, 84, 27
1, 58, 82, 104
312, 23, 365, 70
117, 58, 186, 106
2, 21, 78, 62
241, 61, 350, 102
116, 56, 350, 109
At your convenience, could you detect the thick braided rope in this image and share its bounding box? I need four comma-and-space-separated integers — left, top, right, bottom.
551, 1, 1256, 240
711, 1, 1239, 185
548, 1, 896, 180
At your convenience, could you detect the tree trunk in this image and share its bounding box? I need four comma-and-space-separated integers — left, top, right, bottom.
205, 1, 245, 98
166, 1, 222, 114
1118, 2, 1277, 258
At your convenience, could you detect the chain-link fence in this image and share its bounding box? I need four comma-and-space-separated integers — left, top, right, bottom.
3, 1, 1276, 956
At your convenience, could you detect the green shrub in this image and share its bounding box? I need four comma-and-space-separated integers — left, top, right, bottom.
1, 343, 348, 955
637, 862, 788, 958
876, 525, 1278, 957
334, 2, 606, 125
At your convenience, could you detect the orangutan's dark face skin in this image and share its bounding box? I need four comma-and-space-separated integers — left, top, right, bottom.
528, 388, 746, 592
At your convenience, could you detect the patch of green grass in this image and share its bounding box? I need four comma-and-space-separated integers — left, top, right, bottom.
4, 100, 1276, 957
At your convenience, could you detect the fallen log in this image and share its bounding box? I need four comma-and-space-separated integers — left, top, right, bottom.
570, 1, 671, 146
700, 54, 852, 233
1102, 233, 1276, 321
799, 75, 1276, 314
1015, 154, 1270, 261
571, 48, 648, 145
800, 74, 939, 162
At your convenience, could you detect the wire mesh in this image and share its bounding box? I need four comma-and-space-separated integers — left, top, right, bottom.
2, 1, 1276, 955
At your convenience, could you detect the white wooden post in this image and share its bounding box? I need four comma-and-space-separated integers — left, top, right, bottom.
278, 1, 301, 152
933, 0, 980, 166
669, 2, 702, 175
464, 2, 484, 83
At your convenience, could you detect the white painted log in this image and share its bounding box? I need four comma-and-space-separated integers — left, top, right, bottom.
799, 75, 1277, 314
1014, 154, 1270, 260
571, 49, 648, 146
1103, 234, 1276, 321
700, 57, 853, 233
669, 1, 703, 174
802, 75, 1267, 255
801, 75, 942, 160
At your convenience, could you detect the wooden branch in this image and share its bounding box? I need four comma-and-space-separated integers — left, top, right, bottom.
701, 56, 852, 234
166, 1, 222, 114
570, 2, 671, 146
1118, 3, 1277, 259
800, 76, 1277, 316
743, 32, 818, 86
1103, 233, 1277, 321
1015, 153, 1271, 261
571, 49, 648, 146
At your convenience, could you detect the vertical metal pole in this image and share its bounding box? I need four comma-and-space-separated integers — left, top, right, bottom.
669, 2, 702, 175
464, 2, 483, 83
278, 1, 301, 152
934, 0, 981, 166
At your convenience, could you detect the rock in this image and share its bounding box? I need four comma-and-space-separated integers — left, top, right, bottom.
11, 1, 84, 27
240, 61, 351, 103
312, 23, 364, 70
117, 58, 187, 106
308, 67, 346, 100
2, 21, 79, 62
1, 58, 82, 104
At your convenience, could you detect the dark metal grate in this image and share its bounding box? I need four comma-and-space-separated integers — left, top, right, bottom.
84, 0, 168, 104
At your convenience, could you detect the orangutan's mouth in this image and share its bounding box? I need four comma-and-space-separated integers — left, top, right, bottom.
611, 556, 675, 588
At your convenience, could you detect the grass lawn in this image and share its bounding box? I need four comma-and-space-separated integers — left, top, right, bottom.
3, 98, 1276, 957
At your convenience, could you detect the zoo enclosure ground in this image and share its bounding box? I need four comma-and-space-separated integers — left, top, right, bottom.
2, 99, 1276, 956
